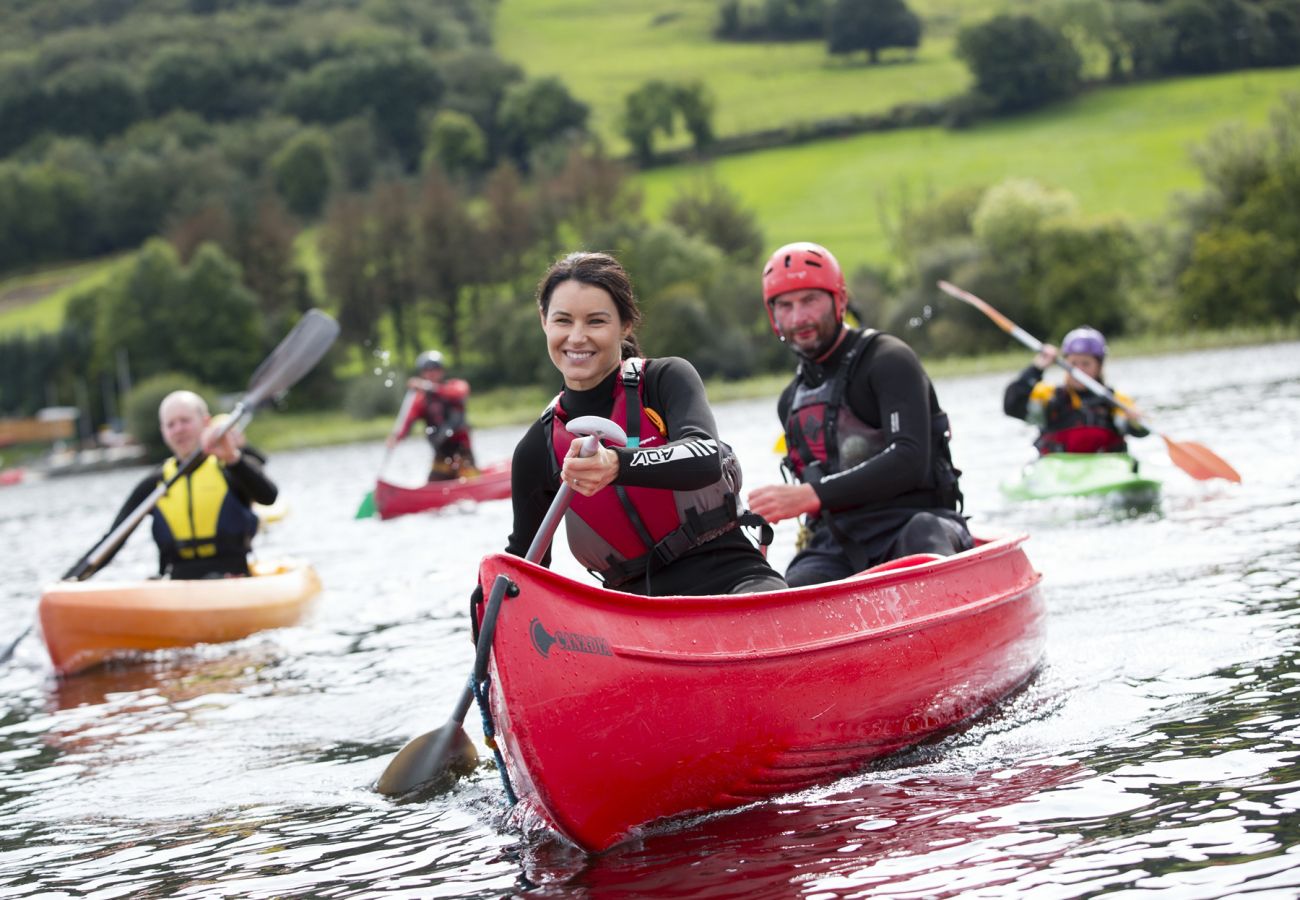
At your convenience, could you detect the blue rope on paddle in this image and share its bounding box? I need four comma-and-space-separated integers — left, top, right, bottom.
473, 674, 517, 806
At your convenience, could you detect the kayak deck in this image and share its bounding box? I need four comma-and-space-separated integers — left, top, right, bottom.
1001, 452, 1161, 504
38, 559, 321, 676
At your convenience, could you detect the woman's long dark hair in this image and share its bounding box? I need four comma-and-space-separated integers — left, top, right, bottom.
535, 251, 642, 359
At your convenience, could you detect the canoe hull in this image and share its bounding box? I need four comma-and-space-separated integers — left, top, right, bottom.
1001, 452, 1160, 504
475, 535, 1046, 852
374, 461, 511, 520
38, 559, 321, 676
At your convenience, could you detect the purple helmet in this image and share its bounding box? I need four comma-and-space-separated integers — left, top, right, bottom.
1062, 326, 1107, 360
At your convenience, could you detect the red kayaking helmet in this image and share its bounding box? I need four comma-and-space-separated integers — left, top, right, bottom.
761, 242, 848, 335
1061, 326, 1107, 361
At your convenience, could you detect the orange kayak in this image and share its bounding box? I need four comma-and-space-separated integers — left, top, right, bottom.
38, 559, 321, 676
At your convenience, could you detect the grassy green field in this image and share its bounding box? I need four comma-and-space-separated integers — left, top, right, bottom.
0, 256, 124, 337
638, 69, 1300, 273
495, 0, 1036, 152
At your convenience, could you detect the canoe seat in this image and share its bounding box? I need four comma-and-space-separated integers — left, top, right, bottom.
862, 553, 944, 575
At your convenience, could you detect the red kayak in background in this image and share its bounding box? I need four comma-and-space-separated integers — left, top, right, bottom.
374, 460, 511, 520
473, 534, 1046, 852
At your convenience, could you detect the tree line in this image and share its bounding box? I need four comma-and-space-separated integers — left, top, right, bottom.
2, 0, 1297, 431
0, 0, 590, 273
6, 90, 1296, 429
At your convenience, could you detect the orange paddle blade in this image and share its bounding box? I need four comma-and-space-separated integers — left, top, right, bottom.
1161, 435, 1241, 483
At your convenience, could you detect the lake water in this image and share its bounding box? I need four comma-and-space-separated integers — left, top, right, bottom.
2, 342, 1298, 898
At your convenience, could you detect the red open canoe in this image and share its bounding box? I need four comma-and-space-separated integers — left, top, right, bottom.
473, 534, 1045, 852
374, 460, 511, 520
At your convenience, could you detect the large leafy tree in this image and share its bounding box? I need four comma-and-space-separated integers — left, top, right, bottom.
826, 0, 922, 64
92, 239, 262, 391
497, 77, 590, 170
955, 14, 1082, 113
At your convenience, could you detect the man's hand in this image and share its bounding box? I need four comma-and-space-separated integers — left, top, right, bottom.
201, 414, 245, 465
1034, 343, 1058, 371
747, 483, 820, 524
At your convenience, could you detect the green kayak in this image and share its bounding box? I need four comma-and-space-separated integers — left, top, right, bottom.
1001, 453, 1161, 505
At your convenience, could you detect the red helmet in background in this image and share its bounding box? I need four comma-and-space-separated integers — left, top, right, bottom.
761, 242, 848, 335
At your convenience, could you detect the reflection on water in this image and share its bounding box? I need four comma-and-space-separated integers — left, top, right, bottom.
1, 343, 1299, 897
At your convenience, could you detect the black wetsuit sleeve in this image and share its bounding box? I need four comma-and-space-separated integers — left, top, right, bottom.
614, 357, 723, 490
1004, 365, 1044, 420
89, 469, 161, 571
505, 418, 556, 566
813, 338, 935, 511
223, 449, 278, 505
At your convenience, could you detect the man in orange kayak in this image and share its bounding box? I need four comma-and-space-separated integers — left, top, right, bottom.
747, 242, 971, 587
1003, 326, 1149, 454
93, 390, 278, 579
386, 350, 478, 481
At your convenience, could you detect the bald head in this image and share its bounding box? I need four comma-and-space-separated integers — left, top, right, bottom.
158, 391, 210, 458
159, 390, 209, 421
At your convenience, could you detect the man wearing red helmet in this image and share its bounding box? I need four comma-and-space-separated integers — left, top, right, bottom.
387, 350, 479, 481
1003, 326, 1148, 454
748, 242, 970, 587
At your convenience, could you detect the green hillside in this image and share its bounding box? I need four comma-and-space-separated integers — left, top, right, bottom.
638, 69, 1300, 273
495, 0, 1034, 151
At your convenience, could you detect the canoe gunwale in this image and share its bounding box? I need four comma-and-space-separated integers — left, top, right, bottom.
612, 575, 1039, 664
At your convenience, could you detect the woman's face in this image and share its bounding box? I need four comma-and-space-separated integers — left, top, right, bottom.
541, 280, 631, 391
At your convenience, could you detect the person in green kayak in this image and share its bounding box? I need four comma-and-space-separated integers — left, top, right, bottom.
747, 241, 970, 588
500, 250, 784, 596
89, 390, 278, 579
386, 350, 478, 481
1003, 326, 1149, 455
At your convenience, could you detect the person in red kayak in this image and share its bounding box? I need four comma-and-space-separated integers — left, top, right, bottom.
386, 350, 478, 481
91, 390, 277, 579
502, 250, 784, 596
1003, 326, 1149, 455
747, 241, 970, 588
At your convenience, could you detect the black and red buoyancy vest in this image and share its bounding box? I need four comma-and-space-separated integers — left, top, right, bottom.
1034, 385, 1129, 454
547, 358, 747, 588
783, 329, 962, 512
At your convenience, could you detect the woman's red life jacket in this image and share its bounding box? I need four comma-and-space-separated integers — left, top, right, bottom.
548, 358, 745, 589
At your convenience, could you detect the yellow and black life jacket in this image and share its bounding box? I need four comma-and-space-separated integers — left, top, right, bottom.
151, 455, 259, 574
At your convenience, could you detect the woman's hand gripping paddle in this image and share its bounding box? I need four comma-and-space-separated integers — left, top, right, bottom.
936, 280, 1241, 484
375, 416, 629, 799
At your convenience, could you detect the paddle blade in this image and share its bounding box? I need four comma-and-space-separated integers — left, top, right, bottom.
355, 491, 376, 519
376, 724, 479, 798
773, 433, 786, 454
244, 310, 340, 409
1162, 435, 1242, 483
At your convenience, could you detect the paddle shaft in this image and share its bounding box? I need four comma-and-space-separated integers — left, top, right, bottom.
458, 436, 593, 707
935, 280, 1143, 418
376, 435, 599, 797
380, 389, 418, 472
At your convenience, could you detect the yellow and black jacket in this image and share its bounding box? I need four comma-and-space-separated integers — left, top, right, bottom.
101, 448, 277, 579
